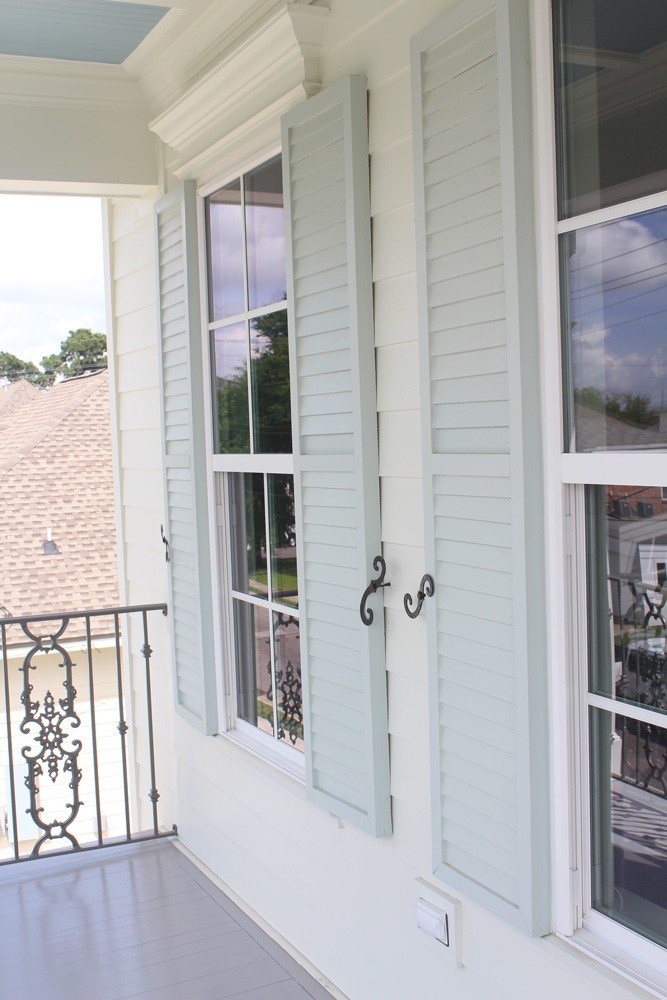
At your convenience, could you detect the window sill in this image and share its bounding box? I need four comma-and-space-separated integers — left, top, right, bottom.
555, 924, 667, 999
216, 723, 306, 785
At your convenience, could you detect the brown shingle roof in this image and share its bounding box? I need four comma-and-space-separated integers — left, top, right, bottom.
0, 378, 40, 422
575, 403, 667, 451
0, 370, 118, 639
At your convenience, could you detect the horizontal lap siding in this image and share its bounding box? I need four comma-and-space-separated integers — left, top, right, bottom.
418, 12, 520, 905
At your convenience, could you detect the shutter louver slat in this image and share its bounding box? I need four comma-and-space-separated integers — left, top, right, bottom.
413, 0, 549, 934
283, 76, 391, 836
155, 181, 217, 735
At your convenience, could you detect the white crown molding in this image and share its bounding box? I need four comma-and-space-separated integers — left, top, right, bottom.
148, 3, 328, 170
175, 84, 309, 189
0, 54, 147, 111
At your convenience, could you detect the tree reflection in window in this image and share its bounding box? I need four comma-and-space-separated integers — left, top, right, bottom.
213, 309, 292, 455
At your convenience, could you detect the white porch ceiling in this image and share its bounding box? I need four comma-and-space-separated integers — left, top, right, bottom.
0, 0, 170, 64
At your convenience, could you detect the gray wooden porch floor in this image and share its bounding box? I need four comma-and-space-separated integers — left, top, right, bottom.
0, 839, 334, 1000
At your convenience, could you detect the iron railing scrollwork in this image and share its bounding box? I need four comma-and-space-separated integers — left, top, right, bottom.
610, 574, 667, 799
266, 613, 303, 746
0, 603, 175, 866
621, 646, 667, 795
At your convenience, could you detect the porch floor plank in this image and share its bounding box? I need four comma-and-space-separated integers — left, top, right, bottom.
0, 840, 334, 1000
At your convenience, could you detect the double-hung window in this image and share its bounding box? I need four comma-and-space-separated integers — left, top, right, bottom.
156, 76, 391, 833
204, 156, 303, 755
553, 0, 667, 958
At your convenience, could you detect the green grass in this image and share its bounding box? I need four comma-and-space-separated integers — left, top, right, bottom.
249, 559, 298, 604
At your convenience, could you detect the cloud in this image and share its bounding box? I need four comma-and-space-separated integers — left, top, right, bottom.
567, 209, 667, 405
0, 195, 105, 363
571, 216, 667, 295
573, 318, 667, 401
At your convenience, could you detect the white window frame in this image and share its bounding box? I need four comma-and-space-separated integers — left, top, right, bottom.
534, 0, 667, 992
197, 154, 305, 781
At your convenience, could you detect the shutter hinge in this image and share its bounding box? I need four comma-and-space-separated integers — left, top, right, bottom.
217, 504, 226, 527
160, 524, 170, 562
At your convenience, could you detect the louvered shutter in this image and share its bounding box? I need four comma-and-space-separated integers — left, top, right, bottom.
412, 0, 549, 932
282, 76, 391, 837
155, 181, 217, 735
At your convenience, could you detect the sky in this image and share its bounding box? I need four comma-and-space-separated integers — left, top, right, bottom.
0, 195, 106, 366
568, 205, 667, 408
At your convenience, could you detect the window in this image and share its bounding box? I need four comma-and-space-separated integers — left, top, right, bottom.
554, 0, 667, 957
204, 157, 303, 753
156, 77, 391, 832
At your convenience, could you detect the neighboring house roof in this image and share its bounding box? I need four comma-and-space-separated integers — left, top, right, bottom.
0, 377, 40, 423
0, 370, 118, 640
575, 403, 667, 451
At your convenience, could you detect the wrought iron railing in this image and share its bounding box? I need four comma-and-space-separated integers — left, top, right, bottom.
610, 575, 667, 797
0, 603, 175, 865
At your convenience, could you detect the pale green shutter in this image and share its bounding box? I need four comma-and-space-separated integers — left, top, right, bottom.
412, 0, 549, 932
282, 76, 391, 836
155, 181, 217, 735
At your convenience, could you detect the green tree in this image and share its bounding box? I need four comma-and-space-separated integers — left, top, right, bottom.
606, 391, 658, 429
216, 309, 295, 573
40, 328, 107, 382
0, 351, 41, 384
575, 386, 659, 429
215, 310, 291, 453
574, 385, 607, 414
250, 310, 292, 453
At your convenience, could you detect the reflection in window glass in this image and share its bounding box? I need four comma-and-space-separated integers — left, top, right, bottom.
586, 485, 667, 946
230, 473, 266, 598
212, 322, 250, 452
589, 708, 667, 949
207, 158, 299, 754
554, 0, 667, 218
206, 180, 245, 321
233, 601, 274, 737
560, 208, 667, 452
245, 157, 286, 311
250, 310, 292, 454
269, 475, 298, 609
228, 471, 302, 752
273, 613, 303, 749
587, 484, 667, 715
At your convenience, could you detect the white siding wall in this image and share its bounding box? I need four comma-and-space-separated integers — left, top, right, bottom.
106, 3, 649, 1000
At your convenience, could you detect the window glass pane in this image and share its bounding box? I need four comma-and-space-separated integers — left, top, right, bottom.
250, 310, 292, 454
233, 600, 274, 737
206, 180, 245, 321
587, 484, 667, 717
561, 208, 667, 452
230, 473, 267, 599
212, 322, 250, 453
245, 157, 286, 311
554, 0, 667, 218
268, 474, 298, 609
589, 706, 667, 949
273, 613, 303, 750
